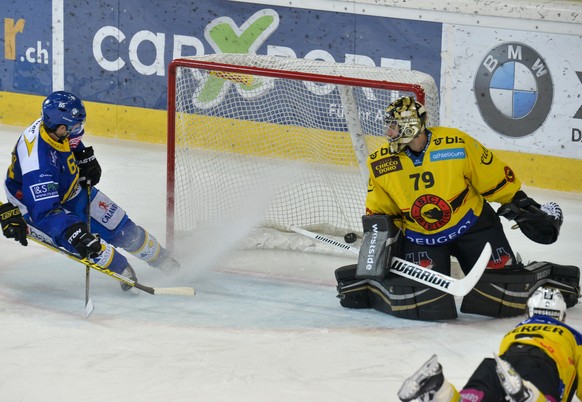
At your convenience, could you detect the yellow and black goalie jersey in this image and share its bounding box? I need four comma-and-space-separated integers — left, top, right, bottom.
499, 315, 582, 401
365, 127, 521, 245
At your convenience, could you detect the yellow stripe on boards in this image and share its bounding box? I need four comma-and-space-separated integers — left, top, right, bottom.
1, 91, 581, 191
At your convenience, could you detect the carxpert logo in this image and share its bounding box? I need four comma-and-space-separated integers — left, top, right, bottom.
474, 42, 553, 137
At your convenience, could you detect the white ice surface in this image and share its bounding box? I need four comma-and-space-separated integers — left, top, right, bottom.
0, 124, 581, 401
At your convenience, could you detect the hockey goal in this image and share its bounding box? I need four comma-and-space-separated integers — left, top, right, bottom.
167, 54, 439, 251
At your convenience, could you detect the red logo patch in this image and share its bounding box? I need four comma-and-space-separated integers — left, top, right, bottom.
504, 166, 515, 183
410, 194, 452, 231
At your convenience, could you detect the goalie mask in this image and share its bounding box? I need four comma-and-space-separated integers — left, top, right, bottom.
527, 286, 567, 321
383, 96, 427, 154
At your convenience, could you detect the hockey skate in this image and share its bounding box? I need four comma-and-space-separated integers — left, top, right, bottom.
398, 354, 444, 402
149, 247, 181, 276
120, 265, 138, 293
494, 354, 539, 402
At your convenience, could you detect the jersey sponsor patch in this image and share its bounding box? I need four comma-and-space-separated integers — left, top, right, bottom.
68, 134, 83, 149
371, 156, 402, 177
432, 136, 465, 146
90, 191, 126, 230
480, 146, 493, 165
29, 181, 59, 202
429, 148, 466, 162
405, 209, 479, 245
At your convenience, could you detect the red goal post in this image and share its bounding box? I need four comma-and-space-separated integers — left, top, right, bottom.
167, 54, 439, 250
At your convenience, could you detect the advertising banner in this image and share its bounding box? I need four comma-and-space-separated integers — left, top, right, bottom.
441, 25, 582, 159
60, 0, 441, 110
0, 2, 52, 95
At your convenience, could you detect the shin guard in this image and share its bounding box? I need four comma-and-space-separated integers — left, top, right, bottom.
123, 225, 162, 265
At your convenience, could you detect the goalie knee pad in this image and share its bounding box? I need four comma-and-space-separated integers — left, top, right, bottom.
335, 265, 457, 320
461, 261, 580, 318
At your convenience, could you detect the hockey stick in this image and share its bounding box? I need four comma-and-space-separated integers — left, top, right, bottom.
26, 232, 195, 297
289, 226, 492, 297
84, 181, 94, 316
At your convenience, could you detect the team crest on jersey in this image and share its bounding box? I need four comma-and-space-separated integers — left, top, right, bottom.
370, 156, 402, 177
410, 194, 452, 231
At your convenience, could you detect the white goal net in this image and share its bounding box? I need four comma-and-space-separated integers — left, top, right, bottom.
167, 54, 439, 251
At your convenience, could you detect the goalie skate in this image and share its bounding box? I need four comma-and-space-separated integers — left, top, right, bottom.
398, 354, 444, 402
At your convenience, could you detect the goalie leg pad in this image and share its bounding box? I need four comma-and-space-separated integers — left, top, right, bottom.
460, 264, 531, 318
335, 265, 457, 320
544, 262, 580, 308
371, 275, 458, 320
335, 264, 371, 309
461, 261, 580, 317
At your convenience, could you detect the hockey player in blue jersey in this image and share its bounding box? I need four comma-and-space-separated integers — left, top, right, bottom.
4, 91, 179, 291
398, 287, 582, 402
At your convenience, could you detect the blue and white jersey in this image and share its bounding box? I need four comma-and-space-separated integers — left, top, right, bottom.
5, 118, 85, 239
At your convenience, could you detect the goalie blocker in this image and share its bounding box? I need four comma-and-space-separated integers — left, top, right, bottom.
335, 215, 580, 320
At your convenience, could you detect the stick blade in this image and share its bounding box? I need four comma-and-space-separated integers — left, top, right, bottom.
448, 242, 492, 296
85, 298, 95, 317
153, 287, 196, 297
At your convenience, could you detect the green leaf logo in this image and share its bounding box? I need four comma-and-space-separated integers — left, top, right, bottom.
194, 9, 279, 108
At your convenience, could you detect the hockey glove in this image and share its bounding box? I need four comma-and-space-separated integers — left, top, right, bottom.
65, 222, 103, 259
497, 191, 563, 244
356, 215, 401, 279
0, 202, 28, 246
74, 146, 101, 187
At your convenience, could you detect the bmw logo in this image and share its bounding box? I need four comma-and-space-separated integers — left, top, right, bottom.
474, 42, 553, 137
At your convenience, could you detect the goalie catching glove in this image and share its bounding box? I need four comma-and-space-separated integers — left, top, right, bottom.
65, 222, 103, 259
497, 190, 563, 244
0, 202, 28, 246
74, 146, 102, 187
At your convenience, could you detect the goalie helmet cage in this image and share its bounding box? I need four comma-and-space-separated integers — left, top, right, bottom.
167, 54, 439, 250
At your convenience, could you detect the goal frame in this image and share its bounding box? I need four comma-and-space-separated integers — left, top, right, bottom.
167, 56, 432, 248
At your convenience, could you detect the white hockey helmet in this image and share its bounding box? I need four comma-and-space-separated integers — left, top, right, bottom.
383, 96, 427, 154
527, 286, 567, 321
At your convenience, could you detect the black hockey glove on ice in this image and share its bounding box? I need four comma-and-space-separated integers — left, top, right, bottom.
0, 202, 28, 246
497, 190, 563, 244
74, 146, 102, 187
65, 222, 102, 259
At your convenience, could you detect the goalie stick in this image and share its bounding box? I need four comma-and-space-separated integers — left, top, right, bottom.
289, 226, 492, 297
26, 230, 195, 297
